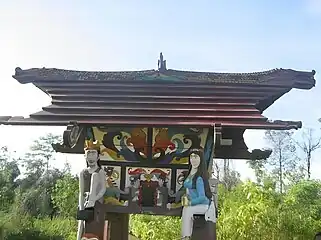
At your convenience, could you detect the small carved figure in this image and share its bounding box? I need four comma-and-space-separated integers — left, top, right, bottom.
180, 149, 216, 239
103, 167, 123, 206
158, 52, 167, 71
77, 140, 107, 240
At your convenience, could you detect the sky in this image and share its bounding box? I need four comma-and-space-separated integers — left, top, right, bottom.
0, 0, 321, 180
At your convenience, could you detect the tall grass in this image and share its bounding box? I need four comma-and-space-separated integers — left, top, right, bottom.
0, 212, 77, 240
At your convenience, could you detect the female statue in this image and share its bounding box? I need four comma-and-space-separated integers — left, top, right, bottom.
180, 149, 216, 239
77, 140, 107, 240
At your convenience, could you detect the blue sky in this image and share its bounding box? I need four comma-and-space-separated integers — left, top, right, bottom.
0, 0, 320, 178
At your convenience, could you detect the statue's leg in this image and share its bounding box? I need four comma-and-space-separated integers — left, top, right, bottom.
77, 220, 84, 240
181, 205, 208, 238
82, 173, 105, 239
181, 207, 193, 237
88, 172, 99, 203
82, 202, 105, 240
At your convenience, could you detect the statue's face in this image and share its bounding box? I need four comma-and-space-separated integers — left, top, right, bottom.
85, 150, 98, 165
190, 153, 201, 169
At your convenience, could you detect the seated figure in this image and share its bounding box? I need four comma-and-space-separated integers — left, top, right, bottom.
138, 174, 159, 207
180, 149, 216, 239
103, 167, 125, 206
77, 140, 107, 240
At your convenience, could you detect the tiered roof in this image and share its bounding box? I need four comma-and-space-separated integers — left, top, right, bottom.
0, 61, 316, 129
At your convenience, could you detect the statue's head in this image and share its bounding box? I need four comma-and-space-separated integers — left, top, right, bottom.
189, 149, 202, 169
188, 148, 213, 199
84, 140, 101, 167
189, 148, 205, 170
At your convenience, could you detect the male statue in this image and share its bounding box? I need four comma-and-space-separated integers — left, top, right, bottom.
77, 140, 106, 240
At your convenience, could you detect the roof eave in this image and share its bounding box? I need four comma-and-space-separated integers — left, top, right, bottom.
291, 69, 316, 90
0, 117, 302, 130
12, 67, 316, 87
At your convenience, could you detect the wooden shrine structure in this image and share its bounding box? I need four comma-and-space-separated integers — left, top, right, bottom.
0, 53, 316, 240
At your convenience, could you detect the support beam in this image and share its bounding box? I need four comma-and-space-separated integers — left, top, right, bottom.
191, 217, 216, 240
107, 213, 129, 240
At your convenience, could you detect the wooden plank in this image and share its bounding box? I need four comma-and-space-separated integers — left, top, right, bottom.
44, 104, 260, 112
50, 93, 263, 101
31, 111, 266, 120
36, 81, 291, 91
51, 99, 257, 107
46, 88, 273, 97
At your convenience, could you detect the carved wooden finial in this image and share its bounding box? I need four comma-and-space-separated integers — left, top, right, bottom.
158, 52, 167, 71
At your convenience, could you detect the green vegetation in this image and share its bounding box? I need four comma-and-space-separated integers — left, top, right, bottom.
0, 129, 321, 239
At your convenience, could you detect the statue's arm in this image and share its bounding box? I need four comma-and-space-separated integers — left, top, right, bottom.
190, 177, 207, 206
96, 169, 107, 201
78, 171, 85, 210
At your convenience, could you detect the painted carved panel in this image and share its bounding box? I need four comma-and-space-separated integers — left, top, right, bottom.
91, 127, 148, 162
88, 127, 212, 165
151, 128, 209, 164
101, 165, 121, 188
125, 167, 172, 190
176, 169, 189, 192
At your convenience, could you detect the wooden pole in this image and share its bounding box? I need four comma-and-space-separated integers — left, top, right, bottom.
191, 217, 216, 240
107, 213, 129, 240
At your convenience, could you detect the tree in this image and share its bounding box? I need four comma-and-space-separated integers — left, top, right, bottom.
0, 146, 20, 211
23, 133, 62, 173
13, 134, 64, 217
212, 159, 241, 190
247, 159, 267, 184
294, 128, 321, 179
51, 174, 79, 218
264, 130, 298, 193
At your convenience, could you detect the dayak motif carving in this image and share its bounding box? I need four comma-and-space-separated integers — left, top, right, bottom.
126, 167, 171, 207
151, 128, 207, 164
63, 122, 83, 148
91, 126, 210, 165
102, 165, 124, 206
94, 127, 149, 161
176, 169, 189, 192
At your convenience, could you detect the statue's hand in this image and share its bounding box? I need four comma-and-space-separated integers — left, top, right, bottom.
168, 190, 175, 197
159, 179, 166, 187
85, 200, 95, 208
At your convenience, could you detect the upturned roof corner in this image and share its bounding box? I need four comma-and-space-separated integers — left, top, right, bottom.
4, 54, 315, 131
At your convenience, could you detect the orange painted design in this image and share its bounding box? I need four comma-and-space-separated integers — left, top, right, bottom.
153, 128, 175, 154
127, 128, 148, 157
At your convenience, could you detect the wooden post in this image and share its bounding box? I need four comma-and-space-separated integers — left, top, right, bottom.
107, 213, 129, 240
104, 221, 110, 240
315, 232, 321, 240
191, 216, 216, 240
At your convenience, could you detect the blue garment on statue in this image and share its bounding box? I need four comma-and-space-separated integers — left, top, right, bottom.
183, 176, 210, 206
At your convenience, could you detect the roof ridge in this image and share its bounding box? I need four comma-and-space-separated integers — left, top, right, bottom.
15, 67, 283, 76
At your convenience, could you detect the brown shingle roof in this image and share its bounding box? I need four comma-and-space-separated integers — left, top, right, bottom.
0, 67, 315, 129
14, 67, 316, 85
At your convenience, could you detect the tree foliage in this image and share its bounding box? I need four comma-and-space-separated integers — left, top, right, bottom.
1, 130, 321, 239
294, 128, 321, 179
0, 146, 20, 210
51, 174, 79, 218
264, 130, 298, 193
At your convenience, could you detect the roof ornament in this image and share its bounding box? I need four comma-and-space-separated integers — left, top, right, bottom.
158, 52, 167, 72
